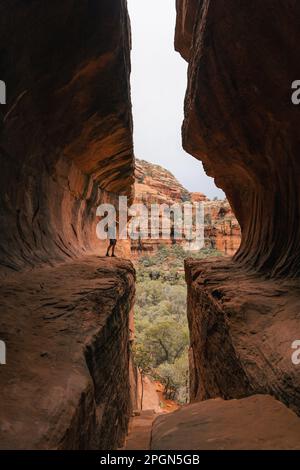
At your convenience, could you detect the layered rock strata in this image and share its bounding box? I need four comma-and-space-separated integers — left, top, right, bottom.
132, 159, 240, 255
0, 1, 135, 450
135, 159, 191, 205
176, 0, 300, 277
176, 0, 300, 420
0, 0, 134, 272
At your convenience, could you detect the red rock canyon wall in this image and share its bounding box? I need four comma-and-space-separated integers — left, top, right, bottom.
176, 0, 300, 277
176, 1, 300, 414
0, 0, 134, 272
0, 1, 135, 450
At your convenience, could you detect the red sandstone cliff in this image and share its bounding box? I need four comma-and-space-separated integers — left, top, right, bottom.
176, 0, 300, 277
132, 159, 241, 255
0, 1, 135, 450
1, 0, 300, 452
0, 0, 134, 272
203, 199, 241, 256
135, 159, 191, 205
174, 0, 300, 418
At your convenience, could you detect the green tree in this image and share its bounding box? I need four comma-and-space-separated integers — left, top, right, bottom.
132, 343, 153, 410
156, 352, 189, 403
143, 319, 189, 366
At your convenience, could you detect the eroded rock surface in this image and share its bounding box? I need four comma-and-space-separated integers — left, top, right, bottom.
176, 0, 300, 435
176, 0, 300, 277
0, 0, 134, 271
132, 159, 240, 255
0, 2, 136, 449
0, 257, 135, 450
151, 395, 300, 450
203, 199, 241, 256
135, 159, 191, 205
185, 258, 300, 414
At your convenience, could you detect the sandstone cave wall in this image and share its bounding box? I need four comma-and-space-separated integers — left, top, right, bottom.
0, 258, 136, 450
176, 0, 300, 277
185, 258, 300, 415
0, 1, 136, 450
0, 0, 134, 272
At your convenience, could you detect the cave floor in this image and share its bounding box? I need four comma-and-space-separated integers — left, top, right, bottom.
151, 395, 300, 450
123, 410, 156, 450
123, 395, 300, 450
0, 256, 135, 450
2, 254, 300, 450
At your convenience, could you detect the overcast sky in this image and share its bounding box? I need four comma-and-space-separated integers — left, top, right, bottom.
127, 0, 224, 199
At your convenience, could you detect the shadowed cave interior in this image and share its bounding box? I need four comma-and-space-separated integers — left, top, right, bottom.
1, 0, 300, 450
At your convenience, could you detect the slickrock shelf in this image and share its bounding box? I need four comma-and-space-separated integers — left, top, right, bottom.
0, 257, 135, 450
151, 395, 300, 450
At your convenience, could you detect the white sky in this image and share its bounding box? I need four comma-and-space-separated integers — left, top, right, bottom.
127, 0, 225, 199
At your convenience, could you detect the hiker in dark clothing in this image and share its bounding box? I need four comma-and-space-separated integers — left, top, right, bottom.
137, 233, 143, 254
106, 238, 117, 257
170, 224, 176, 245
106, 220, 119, 257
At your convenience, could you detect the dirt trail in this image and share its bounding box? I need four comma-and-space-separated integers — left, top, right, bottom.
124, 380, 180, 450
123, 411, 157, 450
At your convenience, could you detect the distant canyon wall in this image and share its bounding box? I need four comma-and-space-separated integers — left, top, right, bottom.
132, 159, 241, 256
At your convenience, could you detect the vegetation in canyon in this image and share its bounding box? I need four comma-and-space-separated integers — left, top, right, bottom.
133, 245, 223, 404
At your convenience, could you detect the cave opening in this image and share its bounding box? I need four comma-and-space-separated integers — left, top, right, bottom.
126, 0, 241, 412
1, 0, 300, 452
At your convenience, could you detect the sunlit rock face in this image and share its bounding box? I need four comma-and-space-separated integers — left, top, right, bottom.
176, 0, 300, 277
0, 0, 134, 272
203, 199, 241, 256
132, 159, 240, 256
135, 159, 191, 205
